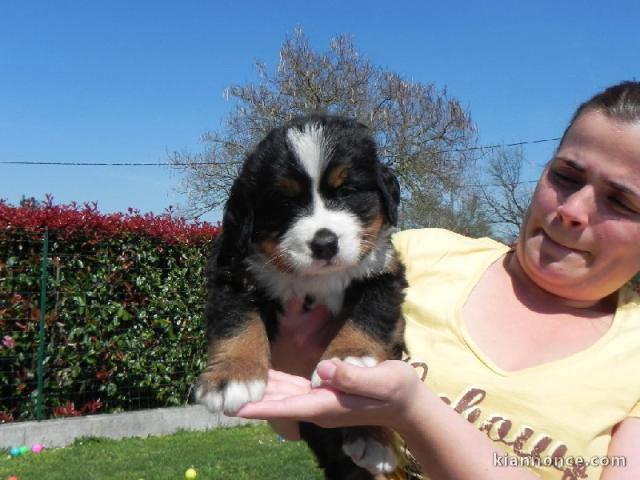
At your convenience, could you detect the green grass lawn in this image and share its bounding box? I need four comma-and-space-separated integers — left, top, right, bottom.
0, 424, 323, 480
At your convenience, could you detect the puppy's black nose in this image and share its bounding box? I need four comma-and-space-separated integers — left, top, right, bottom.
309, 228, 339, 260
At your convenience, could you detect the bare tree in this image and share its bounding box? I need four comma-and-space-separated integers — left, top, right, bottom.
481, 147, 534, 241
172, 28, 489, 235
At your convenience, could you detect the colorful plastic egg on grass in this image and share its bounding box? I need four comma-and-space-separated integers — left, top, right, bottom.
31, 443, 44, 454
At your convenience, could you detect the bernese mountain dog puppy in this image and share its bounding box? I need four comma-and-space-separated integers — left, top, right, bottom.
195, 114, 408, 479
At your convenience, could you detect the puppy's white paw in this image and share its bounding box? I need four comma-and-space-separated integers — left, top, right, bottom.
311, 356, 379, 388
310, 368, 323, 388
195, 379, 266, 415
343, 356, 379, 368
342, 437, 398, 474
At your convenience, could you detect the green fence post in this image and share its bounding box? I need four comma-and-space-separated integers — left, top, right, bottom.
36, 229, 49, 421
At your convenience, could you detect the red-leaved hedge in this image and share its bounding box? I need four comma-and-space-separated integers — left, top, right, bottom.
0, 197, 220, 421
0, 195, 220, 244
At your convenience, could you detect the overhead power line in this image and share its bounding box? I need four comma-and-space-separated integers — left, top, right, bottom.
439, 137, 560, 154
0, 137, 561, 167
1, 161, 176, 166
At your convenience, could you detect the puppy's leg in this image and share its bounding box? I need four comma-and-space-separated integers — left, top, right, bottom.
342, 426, 399, 477
312, 262, 407, 476
310, 323, 387, 387
300, 422, 378, 480
311, 323, 400, 475
313, 256, 407, 387
195, 311, 270, 415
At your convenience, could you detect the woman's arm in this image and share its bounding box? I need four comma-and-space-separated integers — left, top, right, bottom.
600, 417, 640, 479
237, 359, 538, 479
396, 376, 537, 479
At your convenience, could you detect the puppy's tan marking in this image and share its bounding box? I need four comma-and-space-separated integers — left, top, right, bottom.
327, 164, 349, 189
257, 239, 277, 257
359, 214, 385, 257
276, 178, 302, 196
321, 322, 387, 362
200, 311, 270, 388
385, 254, 403, 276
256, 239, 290, 272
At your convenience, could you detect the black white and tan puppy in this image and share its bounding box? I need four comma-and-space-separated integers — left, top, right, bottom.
195, 114, 408, 479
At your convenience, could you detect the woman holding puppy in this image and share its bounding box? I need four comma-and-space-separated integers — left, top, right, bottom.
237, 81, 640, 480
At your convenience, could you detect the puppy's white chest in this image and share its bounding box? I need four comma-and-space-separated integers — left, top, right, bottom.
261, 269, 347, 314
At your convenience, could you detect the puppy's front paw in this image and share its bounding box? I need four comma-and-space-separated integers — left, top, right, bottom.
195, 361, 267, 415
311, 355, 379, 387
342, 436, 398, 475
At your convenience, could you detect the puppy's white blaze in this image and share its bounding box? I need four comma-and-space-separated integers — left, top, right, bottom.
343, 437, 398, 474
343, 356, 379, 368
222, 379, 266, 415
286, 123, 327, 183
286, 123, 362, 269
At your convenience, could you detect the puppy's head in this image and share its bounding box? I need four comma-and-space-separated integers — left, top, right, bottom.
219, 114, 399, 276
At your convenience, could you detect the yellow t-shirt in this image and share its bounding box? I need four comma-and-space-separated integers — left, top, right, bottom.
392, 228, 640, 480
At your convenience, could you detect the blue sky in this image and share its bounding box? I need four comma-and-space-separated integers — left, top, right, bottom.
1, 1, 638, 223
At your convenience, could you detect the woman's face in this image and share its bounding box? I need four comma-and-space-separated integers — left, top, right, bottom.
517, 110, 640, 302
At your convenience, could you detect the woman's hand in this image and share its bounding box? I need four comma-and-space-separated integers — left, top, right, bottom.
236, 358, 424, 432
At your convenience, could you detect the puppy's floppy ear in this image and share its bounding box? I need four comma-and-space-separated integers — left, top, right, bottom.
376, 164, 401, 226
217, 177, 254, 268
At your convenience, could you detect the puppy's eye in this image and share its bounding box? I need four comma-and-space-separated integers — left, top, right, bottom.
336, 184, 360, 196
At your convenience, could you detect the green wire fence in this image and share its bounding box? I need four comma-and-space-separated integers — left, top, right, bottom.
0, 228, 213, 423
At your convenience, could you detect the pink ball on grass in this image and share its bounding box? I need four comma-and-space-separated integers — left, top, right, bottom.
31, 444, 44, 454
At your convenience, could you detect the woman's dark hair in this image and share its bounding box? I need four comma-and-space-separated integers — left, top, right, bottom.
559, 81, 640, 145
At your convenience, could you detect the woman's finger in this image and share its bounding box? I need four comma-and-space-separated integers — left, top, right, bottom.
237, 386, 342, 419
236, 396, 314, 419
263, 375, 310, 398
237, 386, 385, 422
317, 359, 412, 401
267, 369, 311, 388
